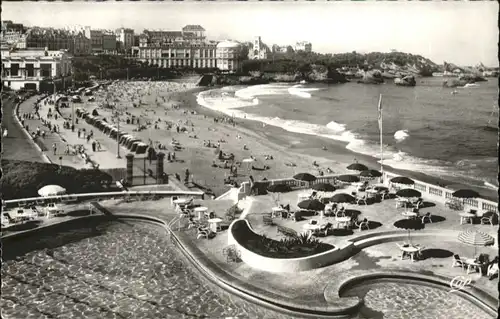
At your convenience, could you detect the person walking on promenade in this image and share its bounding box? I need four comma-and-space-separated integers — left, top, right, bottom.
86, 134, 91, 143
52, 143, 57, 155
92, 141, 96, 152
97, 141, 101, 151
71, 124, 75, 132
77, 129, 81, 138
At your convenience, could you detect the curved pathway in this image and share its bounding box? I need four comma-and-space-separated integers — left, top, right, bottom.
1, 96, 46, 163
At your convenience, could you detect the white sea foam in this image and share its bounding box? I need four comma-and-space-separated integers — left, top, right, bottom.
196, 85, 496, 190
287, 85, 321, 98
394, 130, 410, 142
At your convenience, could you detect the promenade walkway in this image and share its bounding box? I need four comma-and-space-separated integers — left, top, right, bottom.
1, 95, 46, 163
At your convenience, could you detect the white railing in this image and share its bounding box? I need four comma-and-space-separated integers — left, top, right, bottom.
382, 171, 498, 212
234, 171, 498, 211
3, 190, 205, 208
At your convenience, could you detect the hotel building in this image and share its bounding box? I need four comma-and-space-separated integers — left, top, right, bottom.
115, 28, 135, 52
1, 47, 73, 91
294, 41, 312, 53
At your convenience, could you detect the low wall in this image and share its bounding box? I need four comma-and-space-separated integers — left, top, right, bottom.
382, 171, 498, 212
227, 219, 355, 273
3, 190, 205, 209
235, 172, 498, 212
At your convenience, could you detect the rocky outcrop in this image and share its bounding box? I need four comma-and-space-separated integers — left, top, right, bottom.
357, 70, 384, 84
394, 75, 416, 87
458, 74, 487, 82
442, 79, 468, 88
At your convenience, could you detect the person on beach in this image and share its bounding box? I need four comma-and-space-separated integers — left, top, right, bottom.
77, 129, 81, 138
86, 135, 91, 143
92, 141, 96, 152
52, 143, 57, 155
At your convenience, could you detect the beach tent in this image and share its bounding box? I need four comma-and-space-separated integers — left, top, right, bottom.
120, 134, 132, 145
127, 139, 141, 149
136, 143, 149, 155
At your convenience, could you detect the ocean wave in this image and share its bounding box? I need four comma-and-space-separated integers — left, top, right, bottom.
196, 86, 497, 191
394, 130, 410, 142
287, 85, 321, 99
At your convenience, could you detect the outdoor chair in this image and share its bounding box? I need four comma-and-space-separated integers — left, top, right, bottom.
481, 211, 496, 226
355, 218, 369, 231
35, 198, 45, 206
421, 212, 432, 224
452, 254, 466, 269
262, 214, 273, 226
187, 218, 199, 230
487, 264, 498, 279
356, 196, 368, 205
197, 226, 212, 239
3, 213, 21, 225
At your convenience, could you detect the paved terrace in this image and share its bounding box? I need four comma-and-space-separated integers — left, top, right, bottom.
91, 195, 499, 306
3, 193, 498, 314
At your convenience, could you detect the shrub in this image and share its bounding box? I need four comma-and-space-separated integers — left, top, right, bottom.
231, 220, 333, 258
0, 159, 116, 199
226, 204, 243, 221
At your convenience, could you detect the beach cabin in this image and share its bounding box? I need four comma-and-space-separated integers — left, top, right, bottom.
136, 143, 148, 155
126, 139, 141, 150
120, 134, 132, 145
109, 128, 119, 139
130, 141, 141, 153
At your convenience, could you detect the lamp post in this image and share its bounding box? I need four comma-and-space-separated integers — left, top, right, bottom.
113, 107, 122, 159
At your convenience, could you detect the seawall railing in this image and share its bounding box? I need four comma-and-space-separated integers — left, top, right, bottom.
234, 172, 498, 211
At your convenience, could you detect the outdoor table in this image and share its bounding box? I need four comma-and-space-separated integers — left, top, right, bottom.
302, 222, 322, 235
173, 198, 189, 205
465, 258, 483, 275
352, 182, 364, 187
297, 193, 310, 203
271, 207, 286, 218
208, 218, 223, 233
194, 206, 208, 220
399, 245, 421, 262
335, 216, 351, 229
402, 211, 418, 219
395, 198, 410, 208
459, 212, 475, 225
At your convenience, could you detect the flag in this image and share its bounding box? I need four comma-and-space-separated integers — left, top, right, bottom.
377, 94, 383, 131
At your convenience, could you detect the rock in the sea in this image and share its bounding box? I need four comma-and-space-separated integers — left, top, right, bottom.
394, 75, 416, 87
442, 78, 468, 88
458, 74, 487, 82
358, 70, 384, 84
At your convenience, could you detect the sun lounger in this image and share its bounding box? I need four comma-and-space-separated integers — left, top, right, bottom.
452, 254, 466, 269
355, 218, 369, 231
481, 211, 496, 226
421, 212, 432, 223
197, 226, 213, 239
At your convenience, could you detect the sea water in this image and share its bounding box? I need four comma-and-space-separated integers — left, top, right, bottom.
197, 78, 498, 190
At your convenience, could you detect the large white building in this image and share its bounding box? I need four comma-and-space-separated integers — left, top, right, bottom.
1, 47, 72, 91
216, 40, 243, 73
115, 28, 134, 52
134, 42, 218, 69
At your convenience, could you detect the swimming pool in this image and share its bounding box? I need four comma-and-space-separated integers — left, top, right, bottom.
342, 278, 494, 319
2, 217, 495, 319
1, 218, 284, 319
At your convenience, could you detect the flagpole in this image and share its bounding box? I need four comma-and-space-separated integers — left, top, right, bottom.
378, 94, 384, 183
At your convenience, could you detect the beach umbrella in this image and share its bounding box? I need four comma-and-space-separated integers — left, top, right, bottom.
396, 189, 422, 198
38, 185, 66, 197
337, 175, 360, 183
242, 157, 255, 169
359, 169, 382, 178
293, 173, 317, 183
298, 199, 325, 211
312, 183, 336, 192
347, 163, 368, 171
458, 229, 495, 258
390, 176, 415, 185
394, 219, 425, 245
330, 193, 355, 203
452, 189, 480, 199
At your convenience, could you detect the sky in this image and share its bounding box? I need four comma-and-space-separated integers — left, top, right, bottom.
3, 1, 498, 66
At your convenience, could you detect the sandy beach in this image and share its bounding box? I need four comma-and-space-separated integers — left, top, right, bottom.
75, 80, 497, 201
78, 80, 353, 195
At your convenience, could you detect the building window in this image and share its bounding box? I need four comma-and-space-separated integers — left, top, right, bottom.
10, 63, 20, 76
26, 63, 35, 77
